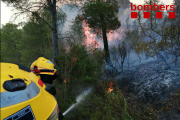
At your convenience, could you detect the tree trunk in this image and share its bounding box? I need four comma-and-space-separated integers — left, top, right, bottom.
47, 0, 59, 61
102, 28, 110, 59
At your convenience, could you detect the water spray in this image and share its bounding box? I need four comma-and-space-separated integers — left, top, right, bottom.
62, 87, 93, 116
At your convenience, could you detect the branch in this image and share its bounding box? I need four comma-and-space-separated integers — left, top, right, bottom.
46, 0, 53, 9
15, 7, 52, 29
138, 17, 155, 40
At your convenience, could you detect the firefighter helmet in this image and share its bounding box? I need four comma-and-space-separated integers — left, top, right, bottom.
30, 57, 56, 75
30, 57, 57, 84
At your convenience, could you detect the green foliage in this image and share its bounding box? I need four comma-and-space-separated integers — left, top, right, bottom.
82, 76, 95, 84
53, 45, 104, 116
80, 1, 120, 31
77, 81, 158, 120
55, 45, 103, 84
1, 23, 22, 64
20, 16, 53, 67
85, 91, 132, 120
70, 16, 84, 45
53, 80, 77, 114
79, 1, 120, 58
2, 0, 67, 59
1, 9, 54, 67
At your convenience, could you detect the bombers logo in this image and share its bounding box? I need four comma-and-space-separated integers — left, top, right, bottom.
131, 3, 175, 19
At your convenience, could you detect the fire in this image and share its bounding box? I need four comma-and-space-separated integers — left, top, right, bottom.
82, 20, 101, 49
64, 80, 67, 83
82, 21, 126, 48
107, 82, 114, 93
107, 88, 114, 93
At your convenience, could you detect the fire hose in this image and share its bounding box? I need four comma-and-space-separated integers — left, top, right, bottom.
59, 87, 93, 119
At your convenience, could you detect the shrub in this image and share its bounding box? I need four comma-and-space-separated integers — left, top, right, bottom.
54, 44, 104, 115
55, 45, 103, 84
76, 81, 133, 120
74, 80, 158, 120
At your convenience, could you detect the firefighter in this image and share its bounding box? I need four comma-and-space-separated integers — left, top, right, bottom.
30, 57, 64, 119
30, 57, 57, 84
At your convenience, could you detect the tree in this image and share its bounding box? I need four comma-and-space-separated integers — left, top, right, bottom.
134, 0, 180, 67
70, 16, 84, 45
124, 20, 144, 49
79, 1, 120, 59
2, 0, 66, 61
1, 23, 22, 64
118, 41, 127, 71
20, 11, 53, 67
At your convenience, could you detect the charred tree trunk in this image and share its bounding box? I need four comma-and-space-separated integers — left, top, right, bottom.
102, 28, 110, 59
47, 0, 59, 61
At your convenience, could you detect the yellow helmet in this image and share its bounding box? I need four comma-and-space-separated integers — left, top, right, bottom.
30, 57, 56, 75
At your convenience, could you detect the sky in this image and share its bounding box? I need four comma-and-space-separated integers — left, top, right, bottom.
1, 0, 174, 27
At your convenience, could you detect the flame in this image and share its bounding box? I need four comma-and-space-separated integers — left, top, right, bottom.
64, 79, 67, 83
82, 21, 126, 48
82, 20, 101, 49
107, 88, 114, 93
107, 82, 114, 93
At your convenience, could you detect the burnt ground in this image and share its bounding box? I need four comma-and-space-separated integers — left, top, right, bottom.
108, 61, 180, 120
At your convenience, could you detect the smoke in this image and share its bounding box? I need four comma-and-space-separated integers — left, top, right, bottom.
59, 3, 176, 72
92, 6, 133, 47
59, 4, 132, 47
59, 4, 79, 33
107, 7, 132, 46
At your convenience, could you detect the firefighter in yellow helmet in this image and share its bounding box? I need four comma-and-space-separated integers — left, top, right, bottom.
30, 57, 64, 119
30, 57, 57, 84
